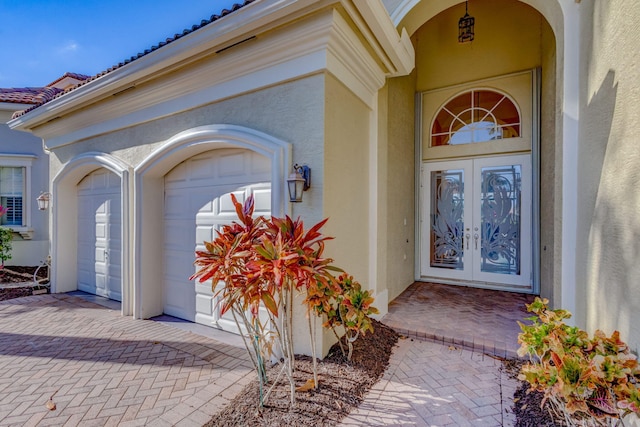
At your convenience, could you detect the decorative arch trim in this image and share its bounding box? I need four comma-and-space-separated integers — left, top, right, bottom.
133, 124, 291, 320
51, 152, 133, 316
430, 88, 522, 146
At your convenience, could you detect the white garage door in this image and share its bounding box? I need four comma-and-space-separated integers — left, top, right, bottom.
77, 169, 122, 301
163, 148, 271, 331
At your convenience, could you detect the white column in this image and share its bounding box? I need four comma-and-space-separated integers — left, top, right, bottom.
560, 0, 581, 320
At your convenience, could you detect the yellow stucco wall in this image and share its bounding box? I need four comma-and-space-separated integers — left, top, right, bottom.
578, 0, 640, 352
49, 75, 326, 226
539, 18, 558, 305
382, 74, 417, 302
413, 0, 545, 92
321, 73, 373, 355
323, 73, 371, 286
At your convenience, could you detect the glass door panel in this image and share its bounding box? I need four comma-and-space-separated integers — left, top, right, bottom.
430, 169, 464, 270
480, 164, 521, 275
472, 155, 531, 287
421, 155, 532, 291
421, 160, 472, 281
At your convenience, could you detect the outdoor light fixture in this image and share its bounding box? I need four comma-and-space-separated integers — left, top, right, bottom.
287, 164, 311, 203
36, 192, 51, 211
458, 0, 475, 43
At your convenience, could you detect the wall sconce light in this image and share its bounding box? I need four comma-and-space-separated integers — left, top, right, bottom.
458, 0, 475, 43
36, 192, 52, 211
287, 164, 311, 203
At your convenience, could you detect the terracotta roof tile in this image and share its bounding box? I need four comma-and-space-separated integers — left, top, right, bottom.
0, 87, 64, 105
13, 0, 255, 119
46, 72, 92, 88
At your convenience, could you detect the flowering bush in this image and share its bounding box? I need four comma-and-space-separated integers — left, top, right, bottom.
190, 194, 377, 406
306, 273, 378, 360
0, 205, 12, 267
518, 297, 640, 426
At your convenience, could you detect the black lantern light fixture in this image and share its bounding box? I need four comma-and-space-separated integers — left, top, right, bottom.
37, 192, 52, 211
287, 164, 311, 203
458, 0, 475, 43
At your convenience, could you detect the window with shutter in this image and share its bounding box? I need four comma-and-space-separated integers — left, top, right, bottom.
0, 167, 25, 227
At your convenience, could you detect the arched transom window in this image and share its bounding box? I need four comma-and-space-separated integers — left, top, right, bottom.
431, 89, 521, 147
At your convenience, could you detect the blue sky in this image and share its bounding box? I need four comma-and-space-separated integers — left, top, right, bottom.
0, 0, 241, 88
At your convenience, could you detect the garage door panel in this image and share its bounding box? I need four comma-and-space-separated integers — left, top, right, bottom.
95, 223, 107, 239
218, 152, 247, 178
95, 248, 106, 263
250, 152, 271, 175
189, 157, 216, 180
164, 281, 196, 321
165, 217, 195, 243
195, 293, 214, 320
163, 148, 271, 329
195, 226, 215, 245
218, 190, 246, 215
77, 169, 122, 302
108, 238, 122, 251
252, 185, 271, 215
165, 194, 189, 218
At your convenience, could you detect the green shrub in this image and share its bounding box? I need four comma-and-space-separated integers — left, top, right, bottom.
518, 297, 640, 426
0, 227, 12, 267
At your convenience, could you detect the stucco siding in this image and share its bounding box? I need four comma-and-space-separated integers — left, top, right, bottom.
540, 21, 558, 305
413, 0, 546, 92
0, 123, 49, 265
578, 0, 640, 352
324, 73, 370, 285
50, 74, 325, 219
384, 74, 416, 301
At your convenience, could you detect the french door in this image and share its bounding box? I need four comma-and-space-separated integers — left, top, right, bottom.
420, 154, 532, 292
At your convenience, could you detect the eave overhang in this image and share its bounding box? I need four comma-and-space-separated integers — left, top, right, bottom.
8, 0, 414, 147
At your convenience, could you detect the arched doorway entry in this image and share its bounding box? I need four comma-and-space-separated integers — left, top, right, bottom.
394, 0, 558, 295
419, 72, 537, 293
51, 152, 132, 315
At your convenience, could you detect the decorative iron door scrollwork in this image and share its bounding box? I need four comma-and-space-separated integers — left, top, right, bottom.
479, 166, 521, 275
430, 170, 464, 270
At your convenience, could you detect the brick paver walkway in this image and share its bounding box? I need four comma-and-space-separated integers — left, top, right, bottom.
382, 282, 535, 358
340, 338, 518, 426
0, 294, 253, 427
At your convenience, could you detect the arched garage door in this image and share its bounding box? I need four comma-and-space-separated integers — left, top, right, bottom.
163, 148, 271, 330
77, 169, 122, 301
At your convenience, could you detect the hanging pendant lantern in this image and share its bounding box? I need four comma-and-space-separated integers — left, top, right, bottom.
458, 1, 475, 43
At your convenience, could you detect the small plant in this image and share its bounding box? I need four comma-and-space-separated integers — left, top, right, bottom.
307, 273, 378, 360
191, 194, 377, 407
0, 205, 12, 268
518, 297, 640, 426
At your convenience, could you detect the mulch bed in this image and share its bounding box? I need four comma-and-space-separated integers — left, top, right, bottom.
0, 265, 50, 301
206, 319, 399, 426
503, 358, 564, 426
207, 320, 566, 427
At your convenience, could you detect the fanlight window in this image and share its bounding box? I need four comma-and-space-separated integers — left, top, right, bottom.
431, 89, 521, 147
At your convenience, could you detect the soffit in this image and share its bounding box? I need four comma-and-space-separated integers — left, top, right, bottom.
9, 0, 414, 147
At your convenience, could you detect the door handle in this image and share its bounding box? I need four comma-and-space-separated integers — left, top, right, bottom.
465, 234, 470, 250
474, 234, 479, 250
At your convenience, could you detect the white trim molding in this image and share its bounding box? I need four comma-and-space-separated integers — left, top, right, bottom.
51, 152, 133, 316
559, 0, 581, 322
133, 124, 291, 320
0, 153, 38, 239
9, 0, 415, 148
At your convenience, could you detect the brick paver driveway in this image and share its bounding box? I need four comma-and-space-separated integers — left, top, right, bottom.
0, 294, 253, 427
